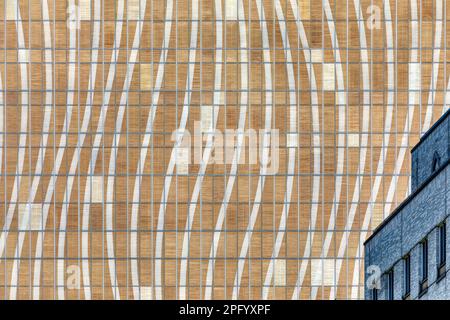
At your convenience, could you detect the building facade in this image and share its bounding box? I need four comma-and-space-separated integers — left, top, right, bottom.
365, 109, 450, 300
2, 0, 450, 300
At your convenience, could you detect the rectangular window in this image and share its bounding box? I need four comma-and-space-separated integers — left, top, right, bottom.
387, 270, 394, 300
403, 255, 410, 298
420, 239, 428, 294
421, 239, 428, 280
438, 223, 446, 279
439, 223, 446, 265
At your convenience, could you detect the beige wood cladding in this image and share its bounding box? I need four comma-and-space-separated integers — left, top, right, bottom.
0, 0, 445, 300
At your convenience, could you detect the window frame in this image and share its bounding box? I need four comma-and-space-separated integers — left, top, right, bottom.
438, 223, 446, 280
403, 255, 411, 299
387, 270, 394, 300
419, 239, 428, 295
372, 288, 378, 300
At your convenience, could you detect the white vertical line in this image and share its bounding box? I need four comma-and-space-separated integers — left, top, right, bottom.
0, 3, 29, 297
349, 0, 419, 299
177, 1, 222, 300
55, 0, 78, 300
331, 0, 396, 300
292, 0, 347, 298
77, 0, 125, 299
260, 0, 297, 300
0, 54, 3, 185
214, 0, 248, 300
288, 0, 321, 300
130, 0, 192, 299
383, 0, 418, 224
32, 0, 125, 300
77, 0, 102, 300
147, 0, 201, 299
44, 0, 101, 300
102, 0, 148, 300
8, 0, 55, 299
204, 0, 268, 300
310, 0, 371, 300
2, 0, 6, 299
130, 0, 175, 300
422, 0, 442, 133
0, 0, 29, 261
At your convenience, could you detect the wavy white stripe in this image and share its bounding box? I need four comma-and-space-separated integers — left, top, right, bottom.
126, 0, 173, 299
0, 32, 3, 181
409, 0, 443, 216
422, 0, 442, 133
130, 0, 174, 300
79, 0, 125, 300
204, 0, 266, 300
292, 0, 346, 299
442, 78, 450, 114
444, 79, 450, 112
33, 0, 124, 300
444, 70, 450, 112
0, 43, 3, 285
169, 0, 198, 299
260, 0, 297, 300
382, 0, 418, 220
349, 0, 419, 299
0, 56, 3, 192
310, 0, 370, 300
102, 0, 148, 300
0, 0, 29, 260
331, 0, 395, 300
177, 0, 227, 300
226, 0, 249, 300
53, 0, 101, 300
287, 0, 321, 300
72, 0, 102, 300
153, 0, 198, 300
55, 0, 78, 300
9, 0, 55, 299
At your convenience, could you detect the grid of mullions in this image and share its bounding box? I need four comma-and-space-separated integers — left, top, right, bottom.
0, 0, 447, 300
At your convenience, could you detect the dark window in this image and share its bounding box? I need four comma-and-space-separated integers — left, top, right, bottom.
372, 288, 378, 300
432, 151, 441, 172
420, 239, 428, 294
439, 223, 446, 265
403, 255, 411, 298
387, 270, 394, 300
438, 223, 446, 279
421, 239, 428, 280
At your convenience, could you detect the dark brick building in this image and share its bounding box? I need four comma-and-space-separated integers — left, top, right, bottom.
364, 109, 450, 300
